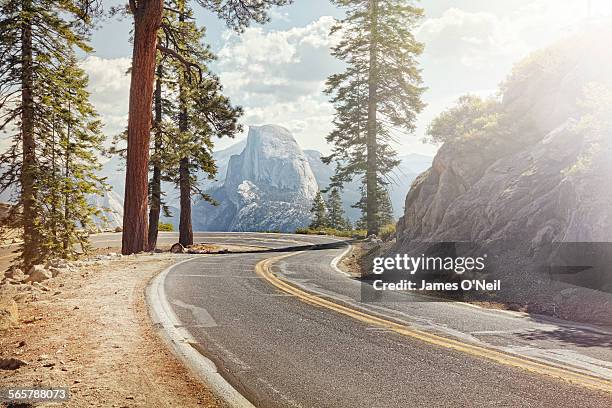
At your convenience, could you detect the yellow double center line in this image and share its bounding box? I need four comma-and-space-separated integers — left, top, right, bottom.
255, 252, 612, 393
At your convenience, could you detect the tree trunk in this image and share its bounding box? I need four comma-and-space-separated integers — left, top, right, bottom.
177, 2, 192, 248
366, 0, 379, 237
178, 157, 193, 247
147, 66, 163, 251
21, 0, 37, 269
122, 0, 164, 255
63, 100, 71, 251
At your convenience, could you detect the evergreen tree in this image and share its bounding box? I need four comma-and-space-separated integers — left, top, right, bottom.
121, 0, 292, 255
309, 191, 328, 229
324, 0, 425, 236
162, 0, 242, 247
147, 62, 169, 251
353, 184, 394, 231
38, 55, 107, 258
0, 0, 103, 268
326, 188, 350, 230
377, 188, 394, 226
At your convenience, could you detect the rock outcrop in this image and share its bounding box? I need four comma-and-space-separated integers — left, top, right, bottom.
394, 28, 612, 297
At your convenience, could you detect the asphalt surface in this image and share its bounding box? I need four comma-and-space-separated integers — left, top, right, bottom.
158, 233, 612, 408
3, 232, 611, 406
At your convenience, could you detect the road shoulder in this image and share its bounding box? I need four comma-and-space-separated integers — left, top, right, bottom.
0, 253, 226, 407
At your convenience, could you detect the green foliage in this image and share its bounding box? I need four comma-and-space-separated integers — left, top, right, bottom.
296, 227, 367, 239
158, 222, 174, 232
36, 55, 108, 259
326, 188, 351, 230
565, 83, 612, 176
161, 1, 243, 197
353, 184, 394, 230
309, 191, 328, 229
379, 223, 396, 241
0, 0, 105, 266
425, 95, 501, 145
324, 0, 425, 234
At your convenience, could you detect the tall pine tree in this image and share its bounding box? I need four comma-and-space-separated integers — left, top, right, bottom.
0, 0, 104, 268
122, 0, 292, 255
38, 55, 107, 258
161, 0, 242, 247
324, 0, 425, 236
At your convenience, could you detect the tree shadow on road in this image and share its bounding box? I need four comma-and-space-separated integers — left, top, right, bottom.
199, 240, 355, 256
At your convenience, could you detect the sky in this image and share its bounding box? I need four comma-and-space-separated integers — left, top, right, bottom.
83, 0, 612, 156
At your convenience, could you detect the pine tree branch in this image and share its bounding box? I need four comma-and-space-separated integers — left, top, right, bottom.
156, 44, 202, 82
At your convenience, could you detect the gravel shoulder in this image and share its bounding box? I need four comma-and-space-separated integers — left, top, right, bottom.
0, 253, 226, 407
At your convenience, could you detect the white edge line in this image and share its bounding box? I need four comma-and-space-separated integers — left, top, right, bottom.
146, 256, 255, 408
330, 241, 352, 277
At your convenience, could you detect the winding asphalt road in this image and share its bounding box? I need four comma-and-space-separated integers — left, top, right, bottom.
4, 232, 612, 406
157, 233, 612, 408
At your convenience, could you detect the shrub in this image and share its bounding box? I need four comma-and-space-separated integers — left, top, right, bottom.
159, 222, 174, 232
379, 223, 396, 241
295, 227, 367, 239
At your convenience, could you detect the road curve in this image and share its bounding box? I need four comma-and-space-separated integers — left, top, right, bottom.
158, 233, 612, 408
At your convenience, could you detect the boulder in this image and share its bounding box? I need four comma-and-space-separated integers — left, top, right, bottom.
26, 265, 52, 283
49, 267, 64, 278
0, 357, 28, 370
5, 268, 27, 283
170, 243, 185, 254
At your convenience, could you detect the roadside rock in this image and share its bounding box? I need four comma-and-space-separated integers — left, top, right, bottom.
170, 243, 185, 254
5, 268, 28, 283
0, 357, 28, 370
26, 265, 52, 283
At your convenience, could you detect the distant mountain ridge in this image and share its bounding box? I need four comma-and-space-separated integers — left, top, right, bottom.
93, 125, 432, 231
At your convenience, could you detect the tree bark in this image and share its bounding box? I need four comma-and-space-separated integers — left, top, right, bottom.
147, 66, 163, 251
122, 0, 164, 255
178, 157, 193, 247
63, 99, 71, 251
21, 0, 38, 269
366, 0, 379, 236
177, 1, 193, 248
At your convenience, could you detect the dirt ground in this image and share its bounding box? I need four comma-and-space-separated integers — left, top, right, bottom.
0, 254, 226, 407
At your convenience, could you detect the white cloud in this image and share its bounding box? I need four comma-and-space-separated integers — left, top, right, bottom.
80, 56, 131, 137
417, 1, 603, 70
215, 16, 341, 153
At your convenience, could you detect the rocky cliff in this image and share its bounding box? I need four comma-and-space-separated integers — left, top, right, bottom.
394, 28, 612, 300
193, 125, 318, 232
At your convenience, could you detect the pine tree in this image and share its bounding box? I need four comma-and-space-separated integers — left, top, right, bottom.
122, 0, 292, 255
326, 188, 350, 230
324, 0, 425, 236
162, 0, 242, 247
353, 184, 394, 231
38, 55, 107, 258
147, 63, 167, 251
0, 0, 103, 268
309, 191, 328, 229
377, 188, 394, 226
